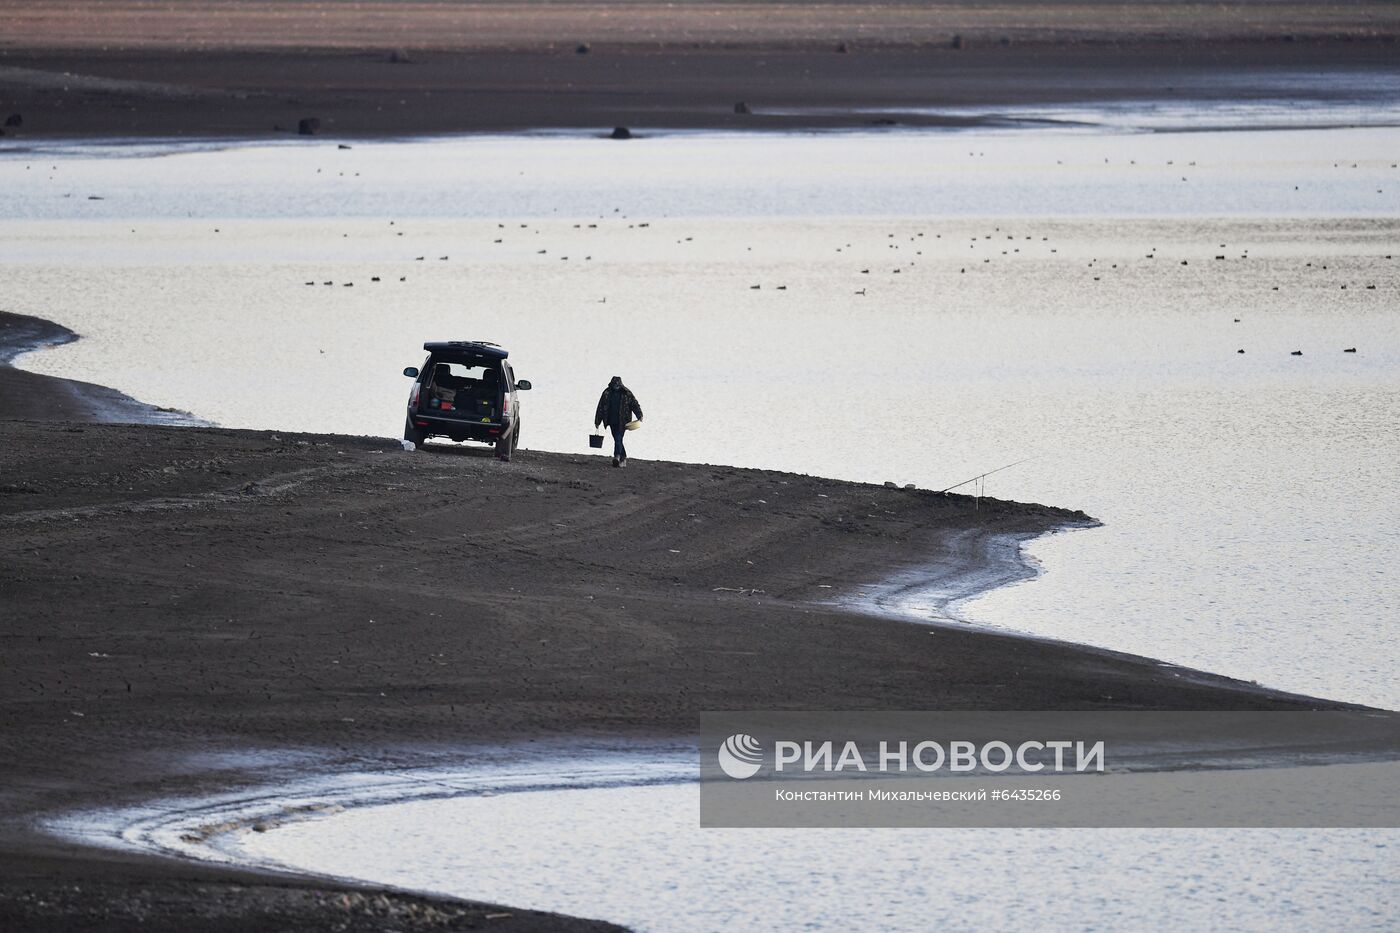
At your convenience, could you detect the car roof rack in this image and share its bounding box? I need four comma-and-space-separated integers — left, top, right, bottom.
423, 340, 508, 359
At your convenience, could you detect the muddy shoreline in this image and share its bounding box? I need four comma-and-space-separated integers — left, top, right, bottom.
0, 307, 1371, 929
2, 36, 1396, 139
0, 312, 203, 426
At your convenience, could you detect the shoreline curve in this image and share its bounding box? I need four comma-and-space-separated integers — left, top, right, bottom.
0, 310, 207, 426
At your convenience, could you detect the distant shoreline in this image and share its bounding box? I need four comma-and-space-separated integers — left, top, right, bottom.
2, 0, 1396, 52
2, 32, 1396, 139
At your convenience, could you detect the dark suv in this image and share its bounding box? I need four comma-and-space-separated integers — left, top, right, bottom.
402, 341, 531, 460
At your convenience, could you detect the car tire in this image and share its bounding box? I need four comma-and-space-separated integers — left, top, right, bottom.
497, 421, 518, 461
404, 415, 426, 449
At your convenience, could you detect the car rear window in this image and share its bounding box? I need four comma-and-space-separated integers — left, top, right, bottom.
432, 361, 493, 381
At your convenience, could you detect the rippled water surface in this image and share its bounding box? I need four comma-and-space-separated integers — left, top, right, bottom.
237, 777, 1398, 933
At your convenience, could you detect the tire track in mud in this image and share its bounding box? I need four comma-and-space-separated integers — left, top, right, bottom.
0, 464, 368, 527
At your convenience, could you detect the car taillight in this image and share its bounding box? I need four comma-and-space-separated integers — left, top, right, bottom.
501, 395, 510, 415
409, 383, 421, 409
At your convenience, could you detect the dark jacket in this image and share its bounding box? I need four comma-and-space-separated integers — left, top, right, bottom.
596, 378, 643, 430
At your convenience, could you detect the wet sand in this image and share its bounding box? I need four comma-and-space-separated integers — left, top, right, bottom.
0, 310, 1369, 930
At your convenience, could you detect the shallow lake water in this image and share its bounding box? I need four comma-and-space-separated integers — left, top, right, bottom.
236, 771, 1398, 933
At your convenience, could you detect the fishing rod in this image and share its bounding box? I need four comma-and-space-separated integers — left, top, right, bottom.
939, 457, 1036, 496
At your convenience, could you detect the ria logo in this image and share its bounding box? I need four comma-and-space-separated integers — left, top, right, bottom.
717, 733, 763, 779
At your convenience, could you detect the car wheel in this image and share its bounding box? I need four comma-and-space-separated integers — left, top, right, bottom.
404, 415, 426, 448
497, 422, 518, 461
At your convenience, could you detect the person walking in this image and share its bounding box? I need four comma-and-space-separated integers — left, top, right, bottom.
595, 376, 643, 467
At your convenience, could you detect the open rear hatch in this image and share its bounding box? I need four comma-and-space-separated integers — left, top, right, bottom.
416, 342, 507, 422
